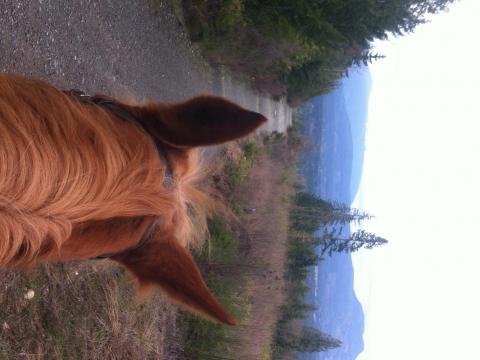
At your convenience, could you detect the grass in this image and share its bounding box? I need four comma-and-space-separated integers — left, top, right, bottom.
261, 343, 273, 360
224, 141, 262, 187
178, 273, 251, 360
243, 141, 261, 160
178, 219, 250, 360
224, 156, 252, 187
206, 217, 239, 262
0, 262, 178, 359
228, 198, 245, 217
176, 132, 301, 359
197, 217, 239, 263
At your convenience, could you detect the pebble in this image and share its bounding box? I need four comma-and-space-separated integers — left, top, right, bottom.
24, 289, 35, 300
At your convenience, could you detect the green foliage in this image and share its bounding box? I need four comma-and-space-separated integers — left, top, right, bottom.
276, 325, 341, 353
179, 273, 249, 360
182, 0, 455, 103
261, 342, 273, 360
292, 192, 372, 233
297, 326, 342, 352
279, 301, 316, 323
228, 198, 245, 216
291, 192, 333, 231
288, 241, 319, 270
273, 190, 387, 356
320, 229, 388, 257
225, 141, 262, 187
294, 192, 333, 209
201, 217, 239, 262
243, 141, 261, 160
179, 218, 250, 359
225, 157, 251, 187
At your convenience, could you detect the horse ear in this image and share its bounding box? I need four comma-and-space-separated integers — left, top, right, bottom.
144, 96, 267, 147
112, 238, 237, 326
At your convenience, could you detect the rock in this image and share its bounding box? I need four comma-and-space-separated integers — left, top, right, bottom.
24, 289, 35, 300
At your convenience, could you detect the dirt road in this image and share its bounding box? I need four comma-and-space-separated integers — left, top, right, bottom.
0, 0, 291, 133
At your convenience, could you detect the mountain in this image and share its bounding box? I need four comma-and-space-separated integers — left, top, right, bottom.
301, 68, 371, 204
341, 69, 372, 199
298, 68, 371, 360
302, 250, 365, 360
302, 89, 353, 203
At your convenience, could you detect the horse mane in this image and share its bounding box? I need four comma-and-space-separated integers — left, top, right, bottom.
0, 73, 267, 324
0, 75, 211, 266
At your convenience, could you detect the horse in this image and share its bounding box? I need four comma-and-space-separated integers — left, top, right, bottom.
0, 74, 267, 325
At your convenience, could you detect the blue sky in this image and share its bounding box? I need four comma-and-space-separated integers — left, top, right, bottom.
352, 0, 480, 359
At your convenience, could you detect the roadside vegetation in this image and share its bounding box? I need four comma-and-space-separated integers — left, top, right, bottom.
272, 191, 387, 358
180, 0, 455, 105
174, 116, 387, 359
0, 262, 178, 359
176, 129, 301, 359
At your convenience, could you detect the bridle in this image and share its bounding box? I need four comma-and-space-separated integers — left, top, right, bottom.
64, 89, 173, 259
93, 220, 160, 260
64, 89, 174, 189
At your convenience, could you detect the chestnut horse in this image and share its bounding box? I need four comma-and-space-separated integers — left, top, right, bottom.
0, 74, 266, 325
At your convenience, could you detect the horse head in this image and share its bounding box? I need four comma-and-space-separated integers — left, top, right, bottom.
0, 74, 266, 325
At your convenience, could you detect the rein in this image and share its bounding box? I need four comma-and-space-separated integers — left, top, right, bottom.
64, 89, 172, 259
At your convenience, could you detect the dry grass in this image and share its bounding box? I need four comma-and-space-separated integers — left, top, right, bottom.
0, 261, 179, 360
176, 135, 298, 360
229, 140, 296, 359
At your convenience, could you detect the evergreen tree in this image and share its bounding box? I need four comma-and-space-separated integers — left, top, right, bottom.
184, 0, 456, 103
296, 326, 342, 353
352, 51, 386, 67
291, 192, 372, 232
277, 325, 342, 353
320, 230, 388, 257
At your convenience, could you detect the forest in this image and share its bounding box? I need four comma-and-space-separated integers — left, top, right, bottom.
181, 0, 455, 104
273, 191, 386, 358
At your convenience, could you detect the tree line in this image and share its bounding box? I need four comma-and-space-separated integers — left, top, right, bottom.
182, 0, 455, 104
273, 191, 387, 356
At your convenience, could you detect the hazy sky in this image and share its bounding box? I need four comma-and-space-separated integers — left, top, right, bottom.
352, 0, 480, 359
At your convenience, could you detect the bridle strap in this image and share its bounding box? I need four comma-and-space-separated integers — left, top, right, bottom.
93, 220, 159, 260
65, 89, 174, 189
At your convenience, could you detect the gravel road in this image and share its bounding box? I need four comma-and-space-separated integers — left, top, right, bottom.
0, 0, 291, 133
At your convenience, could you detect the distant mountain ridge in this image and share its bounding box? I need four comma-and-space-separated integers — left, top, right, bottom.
299, 68, 371, 360
341, 69, 372, 199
